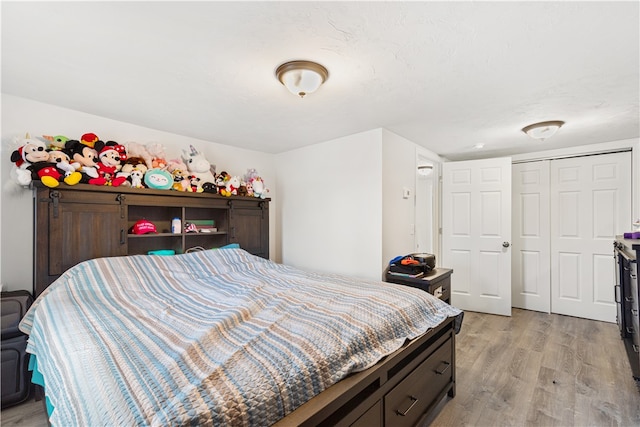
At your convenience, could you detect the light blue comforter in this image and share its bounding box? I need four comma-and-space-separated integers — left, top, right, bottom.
20, 248, 461, 426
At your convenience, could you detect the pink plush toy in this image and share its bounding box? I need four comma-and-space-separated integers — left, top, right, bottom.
125, 142, 154, 170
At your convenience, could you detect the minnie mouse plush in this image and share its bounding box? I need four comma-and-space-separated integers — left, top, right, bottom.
94, 140, 127, 186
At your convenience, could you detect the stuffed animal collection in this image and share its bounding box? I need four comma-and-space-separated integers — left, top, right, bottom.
9, 133, 269, 197
10, 134, 82, 188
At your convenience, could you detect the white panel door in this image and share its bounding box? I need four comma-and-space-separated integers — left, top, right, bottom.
442, 157, 512, 316
512, 161, 551, 313
550, 151, 632, 323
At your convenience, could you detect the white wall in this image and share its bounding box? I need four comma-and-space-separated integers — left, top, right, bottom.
276, 128, 443, 280
276, 129, 383, 280
381, 130, 441, 272
1, 94, 276, 293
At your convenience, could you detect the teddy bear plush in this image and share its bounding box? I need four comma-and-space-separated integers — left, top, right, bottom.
63, 140, 107, 186
237, 181, 249, 197
94, 140, 127, 186
165, 158, 190, 192
171, 168, 190, 192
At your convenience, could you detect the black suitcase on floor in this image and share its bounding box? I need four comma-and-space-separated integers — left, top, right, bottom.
1, 290, 34, 408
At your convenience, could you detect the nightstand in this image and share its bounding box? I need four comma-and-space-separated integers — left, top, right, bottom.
385, 268, 453, 304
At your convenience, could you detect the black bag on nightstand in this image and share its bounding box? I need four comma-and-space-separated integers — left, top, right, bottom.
389, 253, 436, 276
1, 290, 34, 408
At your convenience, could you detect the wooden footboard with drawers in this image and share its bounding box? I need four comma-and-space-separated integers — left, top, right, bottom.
275, 315, 458, 427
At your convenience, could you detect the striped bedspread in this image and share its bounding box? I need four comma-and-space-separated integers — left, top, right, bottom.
20, 248, 461, 426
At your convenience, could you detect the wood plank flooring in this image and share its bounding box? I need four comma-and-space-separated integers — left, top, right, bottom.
2, 309, 638, 426
428, 309, 640, 426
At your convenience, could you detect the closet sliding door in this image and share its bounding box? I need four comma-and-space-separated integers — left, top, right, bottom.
512, 151, 632, 322
512, 161, 551, 313
550, 151, 631, 323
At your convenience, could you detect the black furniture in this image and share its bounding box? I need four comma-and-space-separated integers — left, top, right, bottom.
1, 290, 34, 408
614, 236, 640, 381
385, 268, 453, 304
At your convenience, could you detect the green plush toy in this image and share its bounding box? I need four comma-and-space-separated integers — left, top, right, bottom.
144, 168, 174, 190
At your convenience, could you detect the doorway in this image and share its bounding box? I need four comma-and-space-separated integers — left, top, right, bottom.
415, 154, 435, 255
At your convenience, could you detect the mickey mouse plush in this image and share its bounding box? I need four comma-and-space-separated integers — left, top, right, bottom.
63, 140, 106, 186
94, 140, 127, 186
11, 137, 81, 187
47, 150, 82, 183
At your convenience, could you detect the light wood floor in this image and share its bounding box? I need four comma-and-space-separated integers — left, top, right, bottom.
2, 309, 639, 426
428, 309, 640, 426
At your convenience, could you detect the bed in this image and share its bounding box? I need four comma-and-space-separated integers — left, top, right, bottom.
19, 247, 462, 426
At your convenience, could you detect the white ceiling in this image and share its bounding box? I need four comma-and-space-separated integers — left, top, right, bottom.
2, 1, 638, 160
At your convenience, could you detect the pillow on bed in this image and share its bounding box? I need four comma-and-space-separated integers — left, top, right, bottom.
219, 243, 240, 249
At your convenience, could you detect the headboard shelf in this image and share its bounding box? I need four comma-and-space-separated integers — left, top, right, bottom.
32, 183, 269, 297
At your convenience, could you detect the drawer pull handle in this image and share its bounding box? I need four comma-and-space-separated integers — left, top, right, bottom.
633, 309, 639, 316
625, 296, 634, 302
633, 344, 639, 353
396, 395, 418, 417
435, 361, 451, 375
626, 326, 635, 334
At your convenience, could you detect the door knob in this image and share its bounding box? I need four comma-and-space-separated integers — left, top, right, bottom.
502, 242, 510, 248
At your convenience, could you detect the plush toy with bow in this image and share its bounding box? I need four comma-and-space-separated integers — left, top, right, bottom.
94, 140, 127, 186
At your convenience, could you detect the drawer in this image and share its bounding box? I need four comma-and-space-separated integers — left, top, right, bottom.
630, 266, 639, 313
428, 284, 450, 302
632, 312, 640, 348
384, 339, 452, 427
350, 400, 382, 427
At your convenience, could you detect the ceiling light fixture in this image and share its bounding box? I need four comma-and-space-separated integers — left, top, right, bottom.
276, 60, 328, 98
417, 165, 433, 176
522, 120, 565, 141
